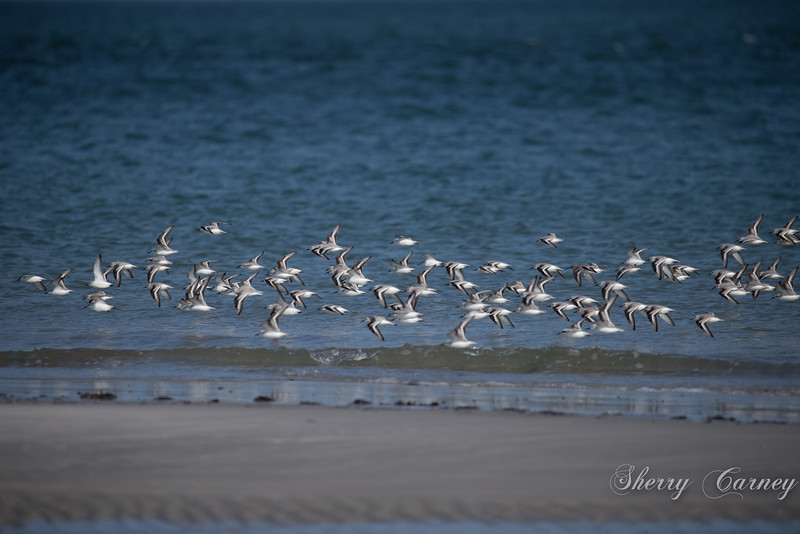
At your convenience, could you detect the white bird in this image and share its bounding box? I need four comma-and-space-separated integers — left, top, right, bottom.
150, 225, 178, 256
477, 260, 513, 274
258, 306, 287, 339
289, 289, 321, 309
648, 256, 678, 280
268, 290, 302, 317
146, 263, 170, 285
533, 263, 565, 278
270, 252, 303, 285
373, 284, 402, 308
539, 232, 563, 248
88, 255, 113, 289
622, 302, 648, 331
550, 301, 577, 321
737, 213, 767, 245
590, 297, 623, 334
85, 291, 114, 312
309, 224, 344, 259
148, 282, 172, 307
198, 221, 229, 235
560, 321, 591, 338
694, 312, 723, 337
444, 261, 470, 281
774, 266, 799, 302
233, 273, 263, 315
366, 316, 394, 341
390, 250, 415, 274
321, 304, 349, 315
346, 256, 372, 287
238, 252, 265, 271
106, 261, 137, 286
18, 274, 47, 292
719, 244, 746, 269
420, 253, 443, 268
195, 260, 218, 276
624, 247, 649, 266
391, 235, 418, 246
49, 268, 73, 295
771, 216, 799, 246
445, 316, 476, 348
645, 305, 675, 332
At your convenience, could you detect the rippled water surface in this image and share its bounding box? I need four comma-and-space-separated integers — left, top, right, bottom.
1, 0, 799, 420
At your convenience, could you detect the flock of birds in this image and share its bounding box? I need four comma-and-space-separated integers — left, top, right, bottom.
16, 214, 800, 348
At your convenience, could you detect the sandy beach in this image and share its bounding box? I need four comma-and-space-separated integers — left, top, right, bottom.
1, 403, 799, 526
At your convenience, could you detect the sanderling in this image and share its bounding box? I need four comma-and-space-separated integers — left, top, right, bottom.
645, 304, 675, 332
590, 297, 624, 334
533, 263, 565, 278
444, 261, 470, 281
622, 301, 648, 331
198, 221, 229, 235
516, 296, 547, 315
600, 280, 629, 302
616, 264, 641, 281
560, 321, 590, 338
258, 306, 287, 339
373, 284, 402, 308
106, 261, 137, 286
451, 278, 479, 295
49, 268, 74, 295
148, 282, 172, 307
346, 256, 373, 287
420, 253, 443, 268
774, 266, 799, 302
445, 316, 476, 348
771, 216, 799, 246
487, 307, 514, 329
88, 255, 113, 289
233, 273, 263, 315
539, 232, 563, 248
391, 235, 418, 247
760, 257, 784, 279
238, 252, 265, 271
550, 301, 578, 321
289, 289, 321, 309
719, 244, 745, 269
321, 304, 349, 315
309, 224, 345, 259
694, 312, 723, 337
624, 247, 649, 266
85, 291, 114, 312
737, 213, 767, 245
390, 250, 415, 274
195, 260, 218, 276
146, 264, 170, 285
18, 274, 47, 292
648, 255, 678, 280
477, 260, 513, 274
366, 316, 394, 341
150, 225, 178, 256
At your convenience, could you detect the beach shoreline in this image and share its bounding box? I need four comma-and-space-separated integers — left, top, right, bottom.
1, 403, 799, 526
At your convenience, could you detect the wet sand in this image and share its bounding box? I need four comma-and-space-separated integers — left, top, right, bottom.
1, 403, 799, 526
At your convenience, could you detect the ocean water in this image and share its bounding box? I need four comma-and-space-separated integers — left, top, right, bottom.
2, 0, 800, 421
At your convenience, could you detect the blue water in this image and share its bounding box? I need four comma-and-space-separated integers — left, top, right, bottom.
2, 0, 800, 420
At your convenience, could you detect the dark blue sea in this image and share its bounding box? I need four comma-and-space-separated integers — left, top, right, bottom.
2, 0, 800, 419
2, 0, 800, 532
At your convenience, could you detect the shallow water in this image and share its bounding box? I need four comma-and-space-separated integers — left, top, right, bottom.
1, 0, 800, 421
